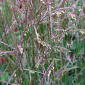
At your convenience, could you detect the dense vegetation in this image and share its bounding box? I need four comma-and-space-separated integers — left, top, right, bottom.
0, 0, 85, 85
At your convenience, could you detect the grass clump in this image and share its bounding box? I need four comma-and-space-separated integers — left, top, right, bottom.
0, 0, 85, 85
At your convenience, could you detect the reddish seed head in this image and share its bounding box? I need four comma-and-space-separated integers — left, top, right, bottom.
54, 33, 56, 36
10, 7, 13, 12
31, 81, 33, 85
20, 4, 22, 9
73, 10, 76, 14
14, 29, 18, 32
2, 58, 5, 61
23, 19, 26, 23
23, 0, 25, 2
70, 54, 73, 58
0, 59, 2, 62
52, 15, 55, 18
64, 19, 67, 21
0, 57, 6, 63
38, 42, 41, 50
65, 26, 68, 29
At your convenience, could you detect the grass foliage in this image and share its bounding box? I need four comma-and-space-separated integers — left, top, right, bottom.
0, 0, 85, 85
